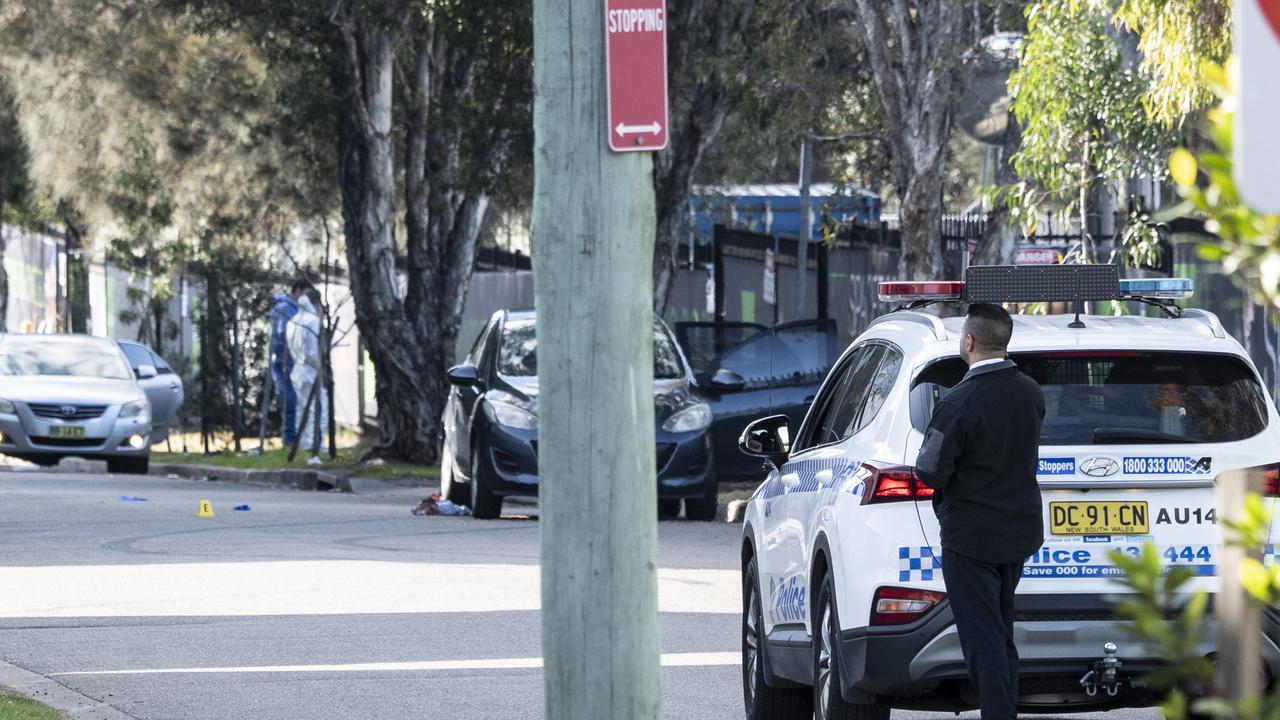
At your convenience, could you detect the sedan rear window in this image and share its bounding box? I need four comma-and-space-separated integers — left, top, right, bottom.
498, 319, 684, 379
912, 352, 1269, 445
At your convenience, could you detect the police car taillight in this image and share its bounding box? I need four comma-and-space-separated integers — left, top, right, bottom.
1118, 278, 1194, 300
1253, 463, 1280, 496
862, 463, 934, 504
877, 281, 965, 303
871, 586, 946, 626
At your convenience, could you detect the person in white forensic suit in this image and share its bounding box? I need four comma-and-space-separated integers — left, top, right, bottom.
287, 288, 327, 464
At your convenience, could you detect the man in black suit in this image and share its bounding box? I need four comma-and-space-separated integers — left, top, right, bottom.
916, 303, 1045, 720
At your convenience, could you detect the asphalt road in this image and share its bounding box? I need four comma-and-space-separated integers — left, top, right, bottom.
0, 470, 1160, 720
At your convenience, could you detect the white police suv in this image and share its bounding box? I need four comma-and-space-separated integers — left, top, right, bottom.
739, 266, 1280, 720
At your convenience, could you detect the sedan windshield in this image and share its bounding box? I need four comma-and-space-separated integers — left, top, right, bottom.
0, 336, 133, 380
498, 319, 684, 379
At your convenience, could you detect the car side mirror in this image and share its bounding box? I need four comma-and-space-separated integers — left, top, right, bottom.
136, 364, 158, 380
708, 368, 746, 392
739, 414, 791, 466
447, 364, 481, 387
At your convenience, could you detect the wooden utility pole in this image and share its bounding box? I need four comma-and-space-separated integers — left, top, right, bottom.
1216, 469, 1263, 699
532, 0, 661, 718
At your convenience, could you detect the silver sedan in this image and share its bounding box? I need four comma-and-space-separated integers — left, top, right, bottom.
0, 334, 152, 474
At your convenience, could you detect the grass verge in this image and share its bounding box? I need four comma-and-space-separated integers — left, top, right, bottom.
152, 447, 440, 482
0, 691, 61, 720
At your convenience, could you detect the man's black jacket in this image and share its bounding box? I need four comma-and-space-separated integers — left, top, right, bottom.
915, 359, 1046, 564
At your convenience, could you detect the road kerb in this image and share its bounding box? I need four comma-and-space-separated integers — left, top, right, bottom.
150, 463, 350, 492
0, 659, 138, 720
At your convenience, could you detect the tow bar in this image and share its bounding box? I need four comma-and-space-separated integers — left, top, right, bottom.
1080, 642, 1123, 697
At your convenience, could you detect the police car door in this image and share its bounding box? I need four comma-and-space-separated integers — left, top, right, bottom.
768, 345, 887, 629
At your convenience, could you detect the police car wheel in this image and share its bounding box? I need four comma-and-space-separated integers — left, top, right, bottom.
814, 575, 889, 720
743, 557, 813, 720
440, 453, 470, 507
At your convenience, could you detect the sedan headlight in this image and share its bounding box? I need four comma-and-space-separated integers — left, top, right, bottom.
488, 400, 538, 431
662, 402, 712, 434
0, 399, 14, 414
119, 400, 151, 423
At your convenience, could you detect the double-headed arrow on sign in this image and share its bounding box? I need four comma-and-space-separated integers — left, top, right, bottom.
615, 122, 663, 137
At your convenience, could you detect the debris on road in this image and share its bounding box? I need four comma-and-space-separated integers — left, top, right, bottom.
119, 496, 148, 502
233, 504, 251, 511
412, 493, 471, 517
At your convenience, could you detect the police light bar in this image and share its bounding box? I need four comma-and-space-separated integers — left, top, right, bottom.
1118, 278, 1194, 300
877, 281, 965, 303
880, 280, 962, 302
964, 264, 1120, 304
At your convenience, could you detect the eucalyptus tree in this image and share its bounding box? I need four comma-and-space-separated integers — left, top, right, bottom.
1008, 0, 1229, 262
827, 0, 968, 279
174, 0, 532, 462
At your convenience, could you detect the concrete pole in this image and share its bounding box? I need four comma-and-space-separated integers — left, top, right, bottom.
795, 138, 813, 319
531, 1, 661, 719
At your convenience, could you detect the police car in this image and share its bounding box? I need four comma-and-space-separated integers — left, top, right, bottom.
738, 266, 1280, 720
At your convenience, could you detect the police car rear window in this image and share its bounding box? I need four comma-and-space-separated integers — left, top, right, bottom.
911, 352, 1269, 445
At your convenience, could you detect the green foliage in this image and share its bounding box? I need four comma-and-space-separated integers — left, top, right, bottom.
696, 0, 890, 188
0, 74, 31, 222
1109, 545, 1213, 701
0, 691, 61, 720
1167, 71, 1280, 310
1114, 490, 1280, 720
1009, 1, 1178, 244
106, 126, 188, 349
1110, 0, 1231, 129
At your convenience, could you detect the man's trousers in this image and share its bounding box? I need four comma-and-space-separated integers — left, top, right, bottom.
941, 549, 1023, 720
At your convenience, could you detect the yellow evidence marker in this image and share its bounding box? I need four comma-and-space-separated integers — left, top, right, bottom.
196, 499, 215, 518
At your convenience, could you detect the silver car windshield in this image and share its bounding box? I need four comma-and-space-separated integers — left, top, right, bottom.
0, 337, 133, 380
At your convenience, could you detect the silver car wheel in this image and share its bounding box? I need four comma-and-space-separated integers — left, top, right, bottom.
816, 598, 833, 720
744, 581, 760, 700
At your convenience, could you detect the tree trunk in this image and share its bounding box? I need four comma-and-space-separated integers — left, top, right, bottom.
898, 159, 947, 279
845, 0, 965, 280
332, 11, 440, 464
533, 0, 660, 718
975, 113, 1022, 266
652, 0, 756, 315
0, 195, 8, 333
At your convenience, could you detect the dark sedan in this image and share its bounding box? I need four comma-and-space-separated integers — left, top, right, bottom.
440, 309, 717, 520
675, 319, 837, 482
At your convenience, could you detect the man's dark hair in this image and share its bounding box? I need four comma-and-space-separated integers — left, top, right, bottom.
291, 278, 314, 294
965, 303, 1013, 352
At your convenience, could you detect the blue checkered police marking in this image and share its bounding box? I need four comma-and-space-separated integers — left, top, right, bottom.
761, 458, 862, 499
791, 458, 858, 492
899, 546, 943, 582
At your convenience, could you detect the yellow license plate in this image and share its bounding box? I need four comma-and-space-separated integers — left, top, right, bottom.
1049, 501, 1149, 535
48, 425, 85, 439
